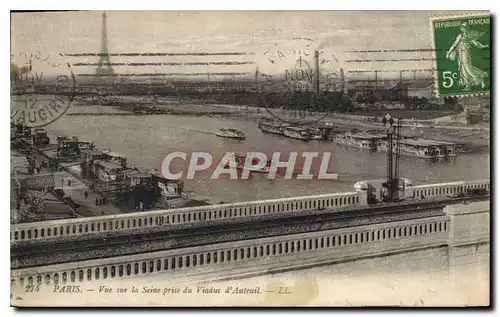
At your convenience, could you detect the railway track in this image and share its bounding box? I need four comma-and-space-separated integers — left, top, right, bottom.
12, 195, 488, 250
11, 196, 489, 269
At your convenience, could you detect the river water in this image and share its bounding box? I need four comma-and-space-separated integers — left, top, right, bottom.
43, 108, 490, 203
13, 105, 490, 306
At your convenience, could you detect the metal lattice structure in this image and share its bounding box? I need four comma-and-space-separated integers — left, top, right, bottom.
95, 12, 114, 76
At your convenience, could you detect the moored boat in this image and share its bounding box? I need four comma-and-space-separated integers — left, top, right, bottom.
283, 126, 311, 141
332, 132, 380, 151
308, 128, 325, 140
258, 121, 288, 135
377, 138, 457, 159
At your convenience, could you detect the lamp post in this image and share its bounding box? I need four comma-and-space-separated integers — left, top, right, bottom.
382, 113, 395, 201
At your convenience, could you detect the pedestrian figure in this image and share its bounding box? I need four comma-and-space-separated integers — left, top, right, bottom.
68, 179, 71, 187
96, 197, 99, 206
84, 191, 88, 199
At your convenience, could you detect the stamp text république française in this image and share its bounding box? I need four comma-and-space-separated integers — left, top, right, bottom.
434, 17, 490, 29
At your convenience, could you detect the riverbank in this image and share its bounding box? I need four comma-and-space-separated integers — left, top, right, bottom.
68, 103, 491, 148
10, 128, 216, 223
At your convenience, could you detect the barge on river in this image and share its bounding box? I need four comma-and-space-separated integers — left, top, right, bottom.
258, 121, 289, 136
332, 132, 384, 151
283, 126, 311, 141
378, 138, 457, 159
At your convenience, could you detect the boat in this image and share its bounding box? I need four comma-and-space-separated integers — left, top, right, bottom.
283, 126, 311, 141
78, 140, 95, 151
225, 153, 271, 173
92, 160, 123, 182
216, 128, 246, 140
258, 121, 289, 135
377, 138, 457, 159
32, 129, 50, 147
308, 128, 325, 140
332, 132, 381, 151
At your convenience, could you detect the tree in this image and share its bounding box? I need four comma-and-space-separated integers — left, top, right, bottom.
11, 62, 31, 82
15, 188, 48, 223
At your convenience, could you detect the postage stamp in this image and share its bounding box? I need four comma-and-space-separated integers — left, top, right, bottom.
430, 12, 490, 98
10, 52, 76, 127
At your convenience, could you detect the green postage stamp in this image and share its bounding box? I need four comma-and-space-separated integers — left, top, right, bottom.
430, 12, 490, 97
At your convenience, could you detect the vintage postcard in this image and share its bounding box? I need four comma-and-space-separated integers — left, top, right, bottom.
10, 10, 490, 307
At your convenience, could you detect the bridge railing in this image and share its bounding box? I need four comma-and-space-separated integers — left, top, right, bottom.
10, 179, 489, 244
11, 190, 364, 244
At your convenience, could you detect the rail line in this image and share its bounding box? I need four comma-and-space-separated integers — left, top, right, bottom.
12, 195, 488, 249
12, 196, 488, 269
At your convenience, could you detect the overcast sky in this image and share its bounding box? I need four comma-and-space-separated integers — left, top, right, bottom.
11, 11, 476, 80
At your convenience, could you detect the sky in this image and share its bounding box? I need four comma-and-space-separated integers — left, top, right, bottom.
10, 10, 479, 81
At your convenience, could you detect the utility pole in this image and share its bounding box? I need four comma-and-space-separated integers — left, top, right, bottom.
381, 113, 402, 202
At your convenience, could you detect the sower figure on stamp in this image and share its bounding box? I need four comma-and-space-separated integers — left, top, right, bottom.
446, 22, 489, 91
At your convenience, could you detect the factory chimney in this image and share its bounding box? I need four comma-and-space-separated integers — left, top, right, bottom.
340, 68, 345, 93
314, 50, 320, 93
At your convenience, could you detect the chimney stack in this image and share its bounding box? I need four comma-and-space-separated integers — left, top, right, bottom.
314, 51, 320, 93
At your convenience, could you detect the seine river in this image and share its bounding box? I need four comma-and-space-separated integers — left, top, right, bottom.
43, 109, 490, 203
15, 106, 490, 307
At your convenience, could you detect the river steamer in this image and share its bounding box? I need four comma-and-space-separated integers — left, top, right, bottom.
283, 126, 311, 141
216, 128, 246, 140
377, 139, 457, 159
308, 128, 325, 140
333, 133, 381, 151
258, 122, 288, 135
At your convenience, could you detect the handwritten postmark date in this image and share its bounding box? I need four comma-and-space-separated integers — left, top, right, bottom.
255, 39, 347, 125
11, 52, 76, 128
430, 13, 490, 97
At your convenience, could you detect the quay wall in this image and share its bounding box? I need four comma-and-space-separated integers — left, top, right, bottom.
11, 201, 490, 288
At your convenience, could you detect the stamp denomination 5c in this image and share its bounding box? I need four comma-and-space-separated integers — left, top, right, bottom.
430, 12, 490, 98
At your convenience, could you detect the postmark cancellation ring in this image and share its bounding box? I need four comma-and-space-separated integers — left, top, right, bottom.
254, 42, 347, 126
11, 52, 76, 128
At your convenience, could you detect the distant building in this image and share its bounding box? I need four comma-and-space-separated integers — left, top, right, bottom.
292, 80, 313, 92
407, 82, 433, 100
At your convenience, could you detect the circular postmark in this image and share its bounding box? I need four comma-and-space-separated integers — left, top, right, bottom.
11, 52, 76, 128
255, 39, 350, 126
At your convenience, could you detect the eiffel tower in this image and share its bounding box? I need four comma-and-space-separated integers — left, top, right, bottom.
95, 12, 114, 77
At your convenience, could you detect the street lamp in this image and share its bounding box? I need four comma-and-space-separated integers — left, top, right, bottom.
381, 113, 396, 201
